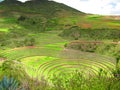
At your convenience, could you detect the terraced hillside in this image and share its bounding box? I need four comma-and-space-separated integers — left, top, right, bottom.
0, 48, 116, 79
0, 1, 119, 89
0, 32, 116, 80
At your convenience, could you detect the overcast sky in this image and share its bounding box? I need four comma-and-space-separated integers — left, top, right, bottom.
1, 0, 120, 15
53, 0, 120, 15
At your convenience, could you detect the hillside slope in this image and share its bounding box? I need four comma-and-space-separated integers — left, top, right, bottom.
0, 0, 85, 31
0, 0, 120, 30
0, 1, 120, 90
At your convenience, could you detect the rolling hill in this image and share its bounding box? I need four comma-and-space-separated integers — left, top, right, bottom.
0, 0, 120, 90
0, 0, 120, 31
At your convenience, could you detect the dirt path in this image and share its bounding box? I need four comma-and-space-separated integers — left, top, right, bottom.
0, 58, 5, 61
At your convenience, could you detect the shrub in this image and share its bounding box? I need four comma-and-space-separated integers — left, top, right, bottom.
24, 37, 36, 46
17, 16, 26, 21
0, 76, 19, 90
0, 60, 29, 82
60, 27, 120, 40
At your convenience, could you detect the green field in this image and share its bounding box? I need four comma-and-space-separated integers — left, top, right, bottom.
0, 0, 120, 89
0, 28, 9, 32
0, 37, 116, 80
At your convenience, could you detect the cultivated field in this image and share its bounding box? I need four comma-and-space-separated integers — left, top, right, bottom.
0, 32, 116, 80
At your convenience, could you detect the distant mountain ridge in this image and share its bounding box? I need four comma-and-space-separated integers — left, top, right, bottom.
1, 0, 119, 30
0, 0, 84, 13
0, 0, 84, 18
0, 0, 85, 32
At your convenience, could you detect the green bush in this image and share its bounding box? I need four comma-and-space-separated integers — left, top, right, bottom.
0, 60, 29, 82
66, 41, 101, 52
24, 37, 36, 46
0, 66, 120, 90
0, 76, 19, 90
49, 71, 120, 90
60, 27, 120, 40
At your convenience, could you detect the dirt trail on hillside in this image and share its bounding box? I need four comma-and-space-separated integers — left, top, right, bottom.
0, 58, 5, 61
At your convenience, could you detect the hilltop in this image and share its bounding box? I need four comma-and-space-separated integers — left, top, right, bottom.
0, 0, 85, 31
0, 0, 120, 30
0, 0, 84, 16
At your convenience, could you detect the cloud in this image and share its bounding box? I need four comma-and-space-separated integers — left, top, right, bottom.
17, 0, 28, 2
53, 0, 120, 15
80, 0, 88, 1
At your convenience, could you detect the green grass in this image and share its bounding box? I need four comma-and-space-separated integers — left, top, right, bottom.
21, 55, 115, 79
21, 56, 58, 77
0, 47, 61, 60
1, 45, 114, 79
34, 31, 67, 47
45, 42, 66, 50
108, 22, 120, 26
0, 2, 119, 90
0, 61, 3, 66
0, 42, 116, 80
3, 18, 17, 23
0, 28, 9, 32
86, 15, 103, 20
0, 26, 117, 83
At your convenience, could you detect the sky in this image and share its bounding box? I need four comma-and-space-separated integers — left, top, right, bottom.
1, 0, 120, 15
53, 0, 120, 15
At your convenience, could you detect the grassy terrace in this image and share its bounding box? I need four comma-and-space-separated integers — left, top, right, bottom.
0, 44, 116, 80
0, 2, 119, 89
0, 28, 117, 81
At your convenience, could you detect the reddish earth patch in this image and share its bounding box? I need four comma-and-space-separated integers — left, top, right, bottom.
77, 23, 92, 28
0, 10, 4, 17
0, 10, 4, 13
13, 46, 36, 50
82, 23, 92, 28
0, 58, 5, 61
111, 41, 120, 44
26, 46, 36, 48
103, 19, 111, 22
104, 16, 120, 20
5, 46, 38, 53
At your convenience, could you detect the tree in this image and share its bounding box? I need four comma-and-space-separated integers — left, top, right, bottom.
24, 37, 36, 46
17, 16, 26, 21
